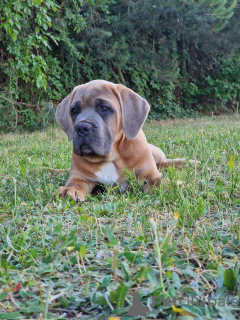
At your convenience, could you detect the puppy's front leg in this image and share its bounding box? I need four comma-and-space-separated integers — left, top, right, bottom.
135, 154, 167, 194
59, 179, 95, 202
141, 170, 167, 194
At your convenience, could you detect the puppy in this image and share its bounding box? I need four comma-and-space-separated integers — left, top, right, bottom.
55, 80, 194, 201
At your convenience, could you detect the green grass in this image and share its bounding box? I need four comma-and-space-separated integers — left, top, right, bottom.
0, 115, 239, 320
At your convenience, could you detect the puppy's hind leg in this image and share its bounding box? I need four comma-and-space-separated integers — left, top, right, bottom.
49, 168, 70, 175
149, 143, 194, 169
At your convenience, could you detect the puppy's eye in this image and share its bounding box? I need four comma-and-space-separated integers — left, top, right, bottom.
101, 105, 110, 112
71, 107, 78, 114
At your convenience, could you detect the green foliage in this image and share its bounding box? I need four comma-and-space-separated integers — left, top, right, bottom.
181, 55, 240, 113
224, 268, 238, 291
0, 0, 85, 131
0, 0, 240, 131
199, 0, 238, 31
1, 0, 59, 89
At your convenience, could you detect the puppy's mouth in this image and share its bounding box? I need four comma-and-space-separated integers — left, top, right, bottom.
75, 143, 111, 158
80, 144, 93, 155
73, 133, 112, 157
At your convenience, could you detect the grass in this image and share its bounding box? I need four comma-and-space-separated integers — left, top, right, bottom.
0, 115, 239, 320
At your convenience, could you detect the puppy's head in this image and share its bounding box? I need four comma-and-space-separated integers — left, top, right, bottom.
55, 80, 150, 158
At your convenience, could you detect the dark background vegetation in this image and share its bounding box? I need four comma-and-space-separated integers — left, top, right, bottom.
0, 0, 240, 132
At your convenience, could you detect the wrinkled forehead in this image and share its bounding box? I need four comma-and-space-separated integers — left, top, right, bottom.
72, 82, 120, 108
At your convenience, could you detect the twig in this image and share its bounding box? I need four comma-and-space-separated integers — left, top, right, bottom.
117, 65, 126, 85
0, 94, 39, 107
8, 293, 19, 308
8, 72, 18, 129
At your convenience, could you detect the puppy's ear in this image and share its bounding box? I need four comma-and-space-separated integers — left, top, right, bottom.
55, 86, 80, 141
116, 84, 150, 140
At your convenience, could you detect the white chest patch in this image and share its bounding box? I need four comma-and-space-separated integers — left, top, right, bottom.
95, 162, 119, 185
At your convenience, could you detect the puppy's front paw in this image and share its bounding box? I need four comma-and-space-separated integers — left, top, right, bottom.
59, 186, 85, 202
142, 177, 169, 194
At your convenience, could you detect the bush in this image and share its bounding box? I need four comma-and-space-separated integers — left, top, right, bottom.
0, 0, 239, 132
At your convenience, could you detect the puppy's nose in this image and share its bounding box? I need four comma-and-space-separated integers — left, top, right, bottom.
75, 122, 93, 136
